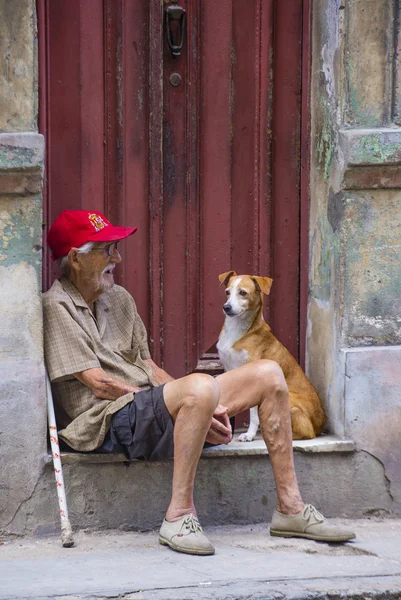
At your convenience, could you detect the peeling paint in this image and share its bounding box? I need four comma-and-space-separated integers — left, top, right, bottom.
0, 144, 39, 169
327, 189, 344, 233
346, 77, 381, 128
342, 190, 401, 346
344, 0, 393, 127
315, 3, 340, 183
0, 0, 37, 132
350, 134, 401, 165
316, 106, 336, 182
0, 196, 42, 269
345, 346, 401, 505
310, 214, 339, 303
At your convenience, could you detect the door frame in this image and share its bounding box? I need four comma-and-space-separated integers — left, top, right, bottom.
37, 0, 311, 369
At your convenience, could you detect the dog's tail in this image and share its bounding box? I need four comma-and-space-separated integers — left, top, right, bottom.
290, 406, 316, 440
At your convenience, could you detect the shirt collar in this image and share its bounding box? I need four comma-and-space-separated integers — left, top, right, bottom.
59, 276, 111, 310
96, 292, 111, 310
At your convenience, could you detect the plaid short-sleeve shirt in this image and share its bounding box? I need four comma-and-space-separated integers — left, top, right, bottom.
43, 276, 154, 451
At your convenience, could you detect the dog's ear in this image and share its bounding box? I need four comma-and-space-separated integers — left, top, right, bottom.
252, 276, 273, 295
218, 270, 237, 286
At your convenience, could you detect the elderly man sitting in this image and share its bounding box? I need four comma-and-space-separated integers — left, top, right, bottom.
43, 210, 355, 556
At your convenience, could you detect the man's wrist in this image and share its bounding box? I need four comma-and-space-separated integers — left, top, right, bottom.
144, 358, 175, 385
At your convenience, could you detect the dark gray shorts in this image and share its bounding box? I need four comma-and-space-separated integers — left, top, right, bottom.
97, 385, 174, 461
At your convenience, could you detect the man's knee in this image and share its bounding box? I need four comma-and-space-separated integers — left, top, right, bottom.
184, 373, 220, 413
249, 359, 288, 397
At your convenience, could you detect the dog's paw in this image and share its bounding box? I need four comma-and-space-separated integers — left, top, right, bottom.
238, 432, 255, 442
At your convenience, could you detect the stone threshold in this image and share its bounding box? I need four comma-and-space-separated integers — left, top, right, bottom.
44, 434, 355, 465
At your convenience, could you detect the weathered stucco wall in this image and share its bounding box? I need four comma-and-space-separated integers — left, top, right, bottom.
0, 0, 47, 536
342, 189, 401, 347
344, 0, 394, 127
308, 0, 344, 435
344, 346, 401, 506
0, 0, 38, 132
308, 0, 401, 498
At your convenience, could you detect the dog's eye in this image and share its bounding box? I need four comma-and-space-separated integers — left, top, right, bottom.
225, 290, 230, 296
239, 290, 247, 297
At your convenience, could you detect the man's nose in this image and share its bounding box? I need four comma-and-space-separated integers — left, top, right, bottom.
110, 248, 122, 263
223, 303, 231, 313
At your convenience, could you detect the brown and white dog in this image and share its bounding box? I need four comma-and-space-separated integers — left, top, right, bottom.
216, 271, 326, 441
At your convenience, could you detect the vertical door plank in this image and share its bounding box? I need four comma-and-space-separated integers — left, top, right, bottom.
104, 0, 124, 271
272, 0, 303, 359
199, 0, 233, 362
149, 0, 164, 365
122, 0, 151, 330
161, 0, 203, 376
161, 0, 189, 375
185, 0, 201, 372
45, 0, 105, 283
80, 0, 105, 211
257, 0, 274, 324
231, 0, 261, 276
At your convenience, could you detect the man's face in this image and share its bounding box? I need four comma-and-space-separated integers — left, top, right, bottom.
78, 241, 122, 296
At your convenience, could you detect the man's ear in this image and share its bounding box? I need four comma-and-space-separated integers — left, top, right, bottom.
67, 248, 80, 271
252, 276, 273, 295
218, 270, 237, 286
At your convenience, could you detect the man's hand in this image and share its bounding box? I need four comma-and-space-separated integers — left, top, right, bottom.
74, 368, 141, 401
205, 404, 232, 445
144, 358, 175, 385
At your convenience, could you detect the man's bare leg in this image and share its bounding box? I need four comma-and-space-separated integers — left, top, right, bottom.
216, 360, 304, 514
163, 373, 220, 521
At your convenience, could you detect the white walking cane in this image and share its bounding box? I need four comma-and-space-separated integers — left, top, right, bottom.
46, 373, 74, 547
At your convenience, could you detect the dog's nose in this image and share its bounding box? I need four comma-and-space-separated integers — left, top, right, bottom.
223, 304, 231, 313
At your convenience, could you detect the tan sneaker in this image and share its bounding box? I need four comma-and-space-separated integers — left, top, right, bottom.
159, 514, 215, 555
270, 504, 356, 542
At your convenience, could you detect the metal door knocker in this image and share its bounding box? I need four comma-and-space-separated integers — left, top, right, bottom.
165, 0, 186, 58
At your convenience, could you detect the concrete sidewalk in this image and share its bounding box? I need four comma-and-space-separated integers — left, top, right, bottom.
1, 519, 401, 600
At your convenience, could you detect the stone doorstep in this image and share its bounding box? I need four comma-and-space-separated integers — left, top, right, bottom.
43, 434, 355, 465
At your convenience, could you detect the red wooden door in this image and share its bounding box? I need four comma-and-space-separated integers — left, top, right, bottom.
38, 0, 309, 379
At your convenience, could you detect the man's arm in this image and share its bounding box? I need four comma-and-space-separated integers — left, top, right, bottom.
74, 368, 141, 401
74, 359, 174, 400
144, 358, 175, 385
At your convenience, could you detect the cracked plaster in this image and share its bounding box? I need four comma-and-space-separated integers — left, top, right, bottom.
308, 0, 401, 450
344, 346, 401, 507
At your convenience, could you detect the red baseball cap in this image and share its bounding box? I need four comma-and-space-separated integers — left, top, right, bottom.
47, 210, 137, 259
